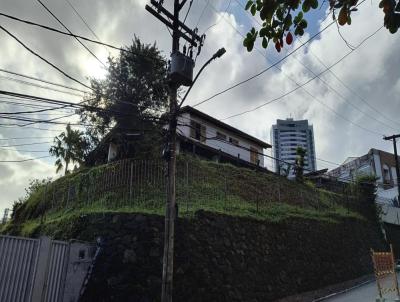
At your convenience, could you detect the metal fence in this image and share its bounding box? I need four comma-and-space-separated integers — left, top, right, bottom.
26, 158, 359, 220
0, 235, 94, 302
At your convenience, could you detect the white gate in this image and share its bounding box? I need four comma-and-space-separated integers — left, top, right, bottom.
0, 235, 95, 302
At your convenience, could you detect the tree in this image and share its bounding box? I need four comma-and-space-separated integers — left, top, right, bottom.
242, 0, 399, 53
79, 37, 169, 151
294, 146, 306, 182
49, 124, 89, 174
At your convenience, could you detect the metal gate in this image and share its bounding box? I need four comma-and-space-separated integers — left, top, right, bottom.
0, 235, 94, 302
0, 236, 39, 302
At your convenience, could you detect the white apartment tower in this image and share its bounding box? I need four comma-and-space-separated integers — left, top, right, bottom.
271, 118, 316, 177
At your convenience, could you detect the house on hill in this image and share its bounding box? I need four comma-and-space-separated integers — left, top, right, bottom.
175, 106, 271, 170
88, 106, 271, 171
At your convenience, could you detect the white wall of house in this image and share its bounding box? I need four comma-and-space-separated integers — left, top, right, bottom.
377, 186, 398, 203
177, 113, 265, 166
378, 202, 400, 225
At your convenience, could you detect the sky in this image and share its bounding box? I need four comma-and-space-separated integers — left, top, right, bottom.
0, 0, 399, 213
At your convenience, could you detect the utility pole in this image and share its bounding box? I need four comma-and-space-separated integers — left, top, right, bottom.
145, 1, 203, 301
384, 134, 400, 199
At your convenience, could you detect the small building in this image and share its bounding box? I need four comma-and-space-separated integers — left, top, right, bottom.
327, 148, 400, 203
176, 106, 271, 169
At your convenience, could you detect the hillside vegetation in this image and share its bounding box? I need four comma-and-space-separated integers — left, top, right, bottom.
3, 155, 368, 236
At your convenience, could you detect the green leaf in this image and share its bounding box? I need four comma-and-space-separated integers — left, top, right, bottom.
262, 37, 268, 48
251, 4, 257, 16
245, 0, 253, 10
347, 15, 352, 25
302, 1, 310, 12
294, 11, 303, 24
310, 0, 318, 9
284, 14, 293, 30
299, 19, 308, 29
260, 7, 267, 20
276, 8, 284, 21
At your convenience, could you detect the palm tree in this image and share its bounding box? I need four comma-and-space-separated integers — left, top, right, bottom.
49, 124, 88, 175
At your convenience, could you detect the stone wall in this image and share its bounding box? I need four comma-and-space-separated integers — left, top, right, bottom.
28, 211, 385, 302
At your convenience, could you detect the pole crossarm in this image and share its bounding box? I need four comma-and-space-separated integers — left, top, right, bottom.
145, 5, 198, 46
147, 0, 202, 45
384, 134, 400, 140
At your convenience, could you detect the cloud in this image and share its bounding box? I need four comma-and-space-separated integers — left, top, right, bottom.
0, 0, 398, 213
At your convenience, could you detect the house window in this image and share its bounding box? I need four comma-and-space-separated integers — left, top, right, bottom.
229, 137, 239, 146
383, 164, 391, 184
250, 147, 258, 164
190, 120, 206, 143
216, 131, 227, 141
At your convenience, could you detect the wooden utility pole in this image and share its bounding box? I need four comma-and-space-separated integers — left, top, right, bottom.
384, 134, 400, 199
145, 1, 203, 301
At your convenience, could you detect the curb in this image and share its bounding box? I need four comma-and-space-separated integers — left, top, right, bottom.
312, 278, 376, 301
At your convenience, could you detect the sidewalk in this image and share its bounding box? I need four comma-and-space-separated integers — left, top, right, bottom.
324, 274, 400, 302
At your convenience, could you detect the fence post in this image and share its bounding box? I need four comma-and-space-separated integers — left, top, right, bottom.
66, 181, 70, 209
300, 190, 304, 206
31, 237, 52, 302
86, 174, 90, 206
129, 162, 134, 202
41, 183, 48, 223
256, 192, 259, 213
277, 183, 281, 203
185, 161, 189, 214
224, 175, 227, 210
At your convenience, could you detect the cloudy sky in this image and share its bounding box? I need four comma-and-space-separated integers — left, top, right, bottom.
0, 0, 399, 213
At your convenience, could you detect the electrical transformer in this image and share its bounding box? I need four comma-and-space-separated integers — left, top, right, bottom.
170, 51, 194, 86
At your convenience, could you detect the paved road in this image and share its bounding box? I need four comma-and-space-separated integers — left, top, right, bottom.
325, 276, 399, 302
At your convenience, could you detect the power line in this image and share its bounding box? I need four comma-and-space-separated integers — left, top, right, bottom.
203, 5, 384, 135
0, 148, 49, 153
0, 25, 92, 90
295, 35, 400, 128
191, 21, 336, 108
0, 141, 52, 148
0, 75, 84, 97
316, 157, 341, 166
0, 97, 75, 111
0, 136, 54, 140
219, 26, 384, 134
192, 0, 368, 108
0, 68, 88, 93
35, 0, 106, 67
0, 155, 51, 163
195, 0, 210, 28
0, 124, 65, 132
202, 0, 232, 34
182, 0, 194, 24
63, 0, 102, 42
0, 12, 150, 58
234, 0, 398, 131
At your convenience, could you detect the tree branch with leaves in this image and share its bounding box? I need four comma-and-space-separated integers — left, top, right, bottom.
49, 124, 89, 175
243, 0, 399, 53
